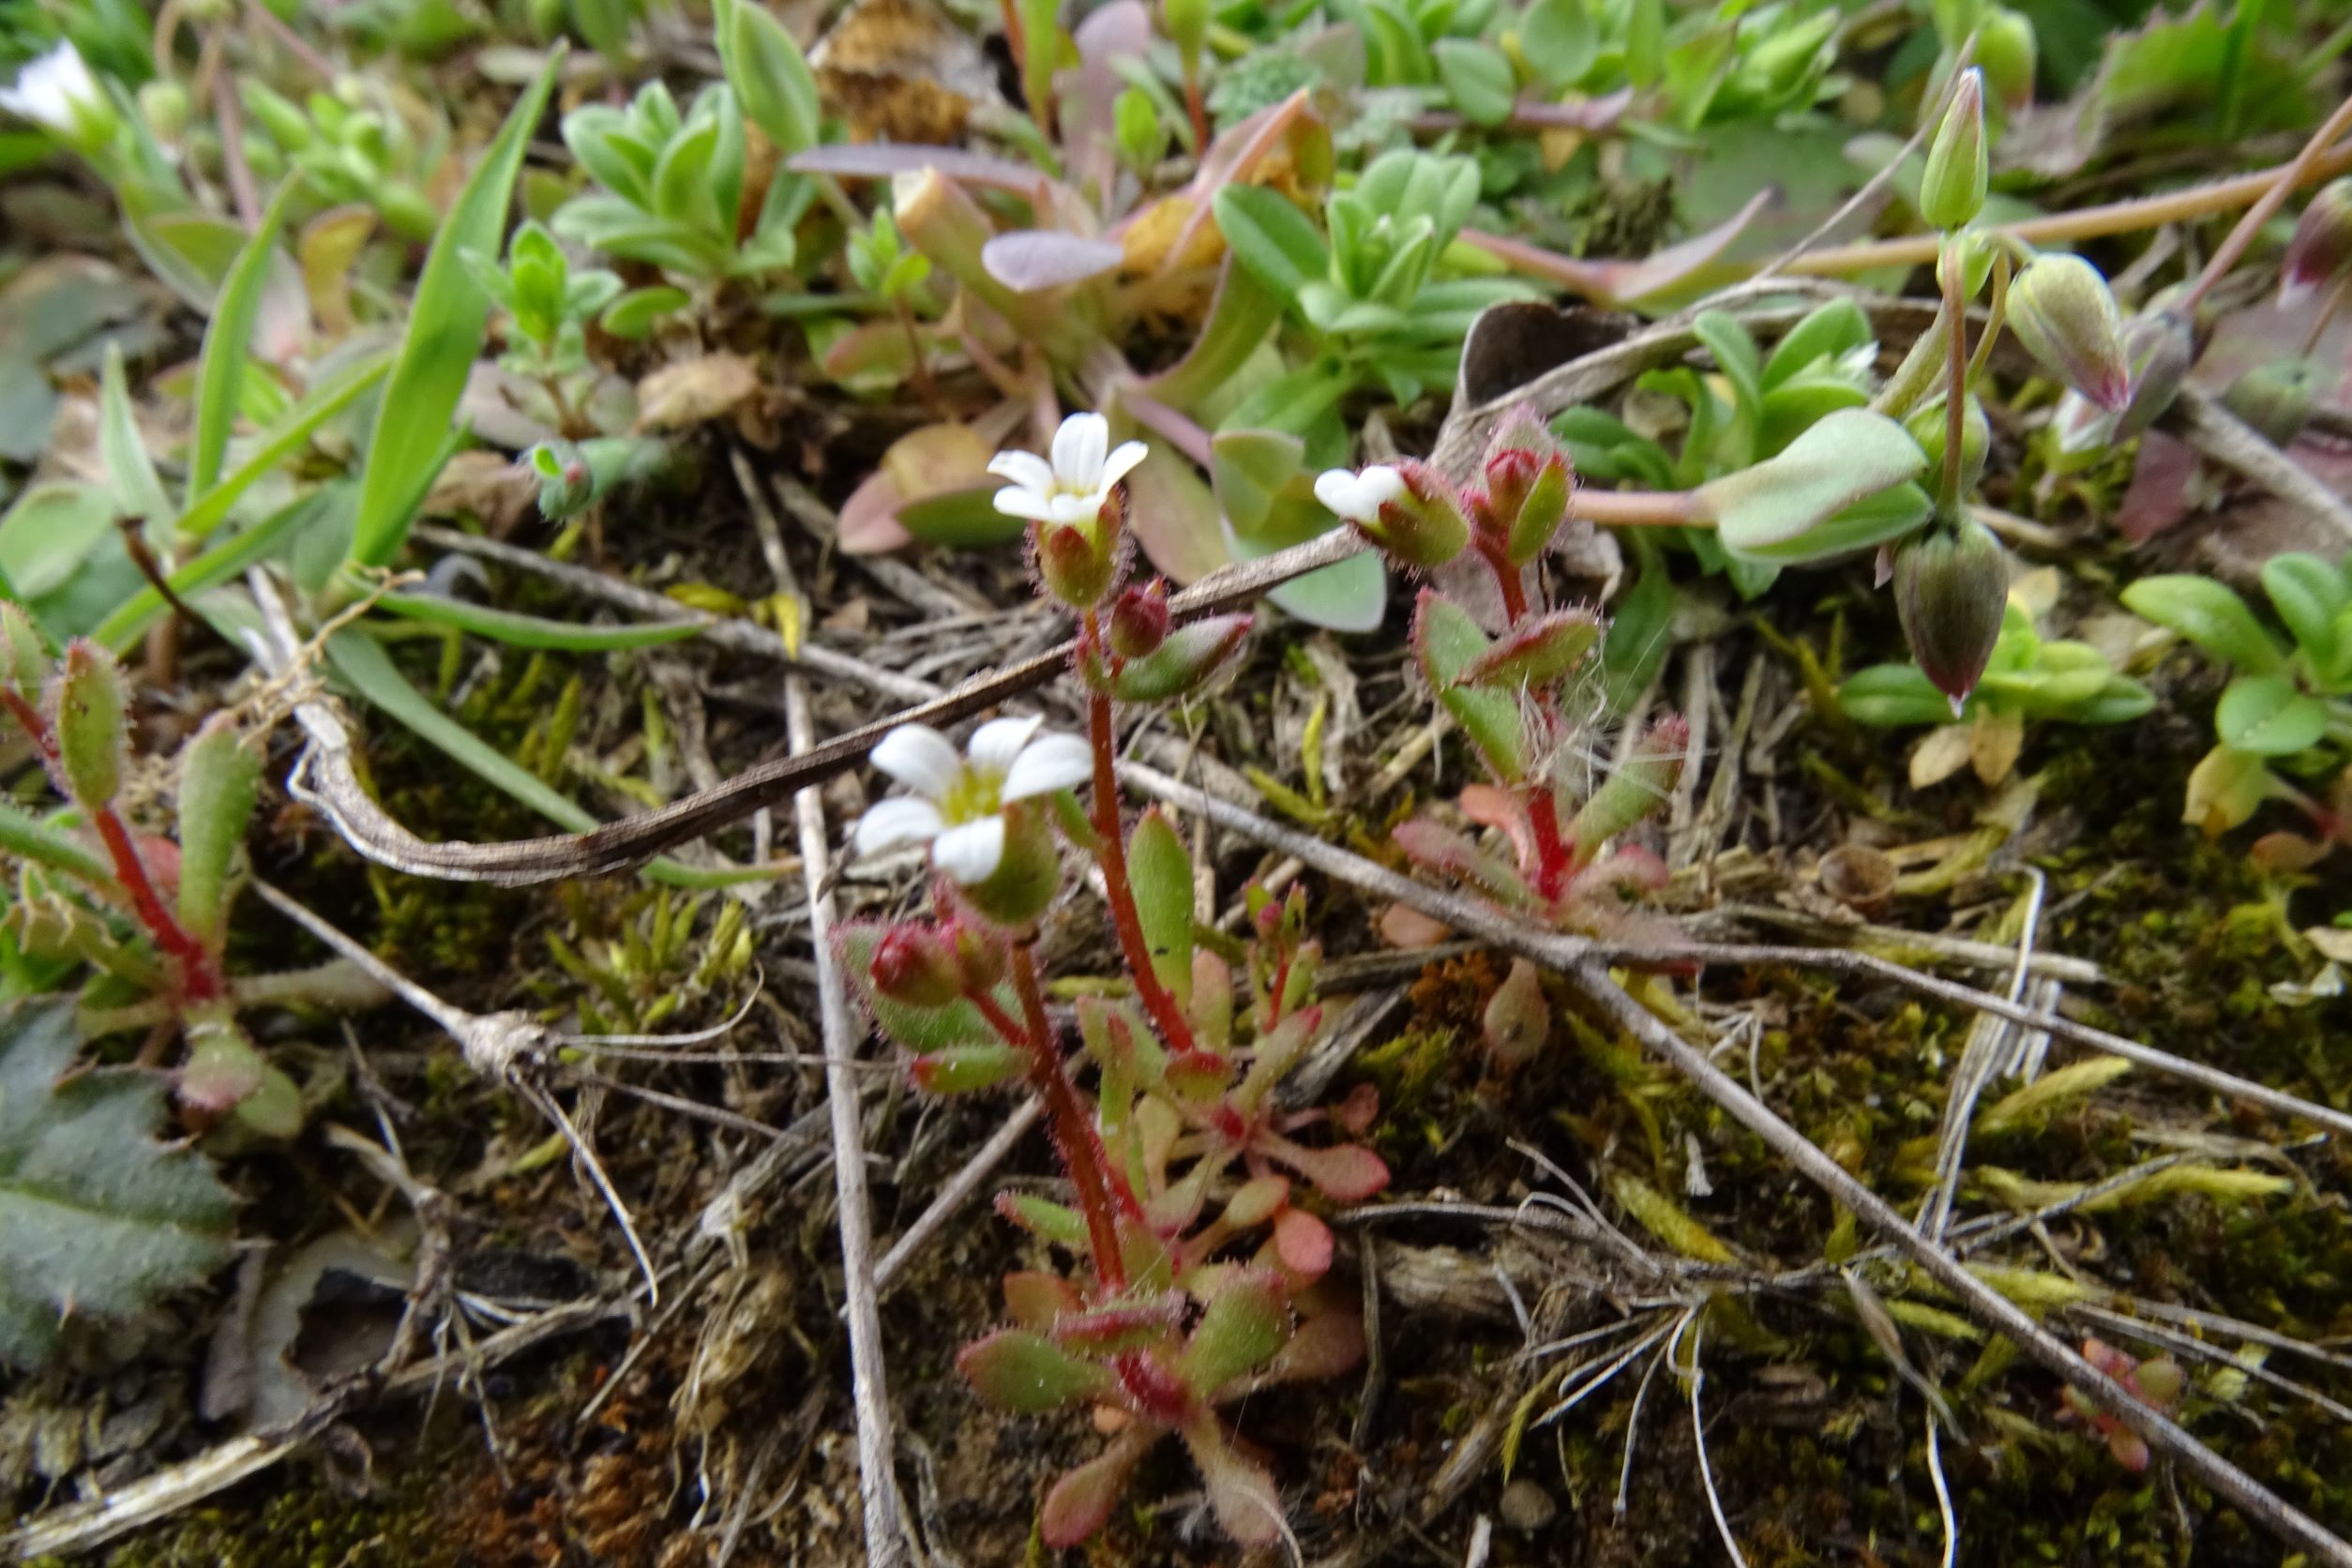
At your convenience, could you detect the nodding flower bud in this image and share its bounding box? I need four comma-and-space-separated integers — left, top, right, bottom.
1976, 8, 2037, 112
1893, 514, 2009, 706
2007, 253, 2133, 413
1313, 460, 1470, 570
871, 925, 965, 1007
1108, 578, 1170, 658
1919, 68, 1988, 232
2111, 307, 2194, 441
2280, 176, 2352, 310
2223, 357, 2318, 447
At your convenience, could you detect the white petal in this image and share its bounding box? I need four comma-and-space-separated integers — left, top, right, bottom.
992, 485, 1057, 520
988, 449, 1054, 494
1052, 412, 1110, 489
852, 796, 944, 856
1047, 491, 1102, 527
1314, 465, 1406, 522
870, 725, 963, 798
1098, 440, 1149, 491
968, 714, 1044, 772
931, 817, 1007, 884
1002, 732, 1093, 801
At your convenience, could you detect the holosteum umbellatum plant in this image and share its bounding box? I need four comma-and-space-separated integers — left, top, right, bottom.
837, 413, 1387, 1548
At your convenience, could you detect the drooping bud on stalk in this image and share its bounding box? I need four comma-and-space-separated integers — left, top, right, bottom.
2279, 176, 2352, 310
1893, 513, 2009, 706
2223, 358, 2318, 446
1976, 8, 2037, 112
1904, 395, 1990, 494
871, 924, 966, 1006
51, 640, 127, 808
1919, 68, 1988, 231
1108, 578, 1170, 658
2007, 253, 2133, 412
1313, 460, 1469, 569
1563, 714, 1688, 865
2111, 307, 2194, 441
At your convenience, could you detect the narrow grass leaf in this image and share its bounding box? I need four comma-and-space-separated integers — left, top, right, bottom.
188, 177, 305, 504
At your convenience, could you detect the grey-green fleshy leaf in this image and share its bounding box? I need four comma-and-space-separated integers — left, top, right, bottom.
0, 1002, 237, 1369
1697, 409, 1927, 552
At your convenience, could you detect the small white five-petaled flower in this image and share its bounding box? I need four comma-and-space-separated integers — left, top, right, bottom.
1313, 465, 1407, 524
853, 716, 1093, 885
989, 412, 1148, 528
0, 41, 103, 140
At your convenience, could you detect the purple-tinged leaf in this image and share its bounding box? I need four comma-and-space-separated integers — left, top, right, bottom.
1042, 1426, 1160, 1546
1255, 1306, 1366, 1388
789, 143, 1056, 193
1261, 1135, 1390, 1201
1457, 607, 1604, 689
1391, 817, 1531, 906
1273, 1207, 1334, 1277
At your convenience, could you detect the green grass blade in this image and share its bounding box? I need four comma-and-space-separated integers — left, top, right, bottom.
99, 344, 172, 533
96, 489, 337, 654
177, 353, 389, 542
348, 50, 565, 569
323, 626, 756, 889
188, 177, 305, 504
365, 589, 704, 651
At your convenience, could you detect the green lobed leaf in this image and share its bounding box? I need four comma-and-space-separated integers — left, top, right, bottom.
2120, 576, 2287, 676
349, 50, 565, 569
0, 1002, 237, 1370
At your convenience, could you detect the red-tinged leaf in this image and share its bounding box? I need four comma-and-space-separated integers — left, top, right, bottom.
1392, 817, 1530, 906
1108, 614, 1252, 702
1042, 1426, 1160, 1547
789, 143, 1058, 193
982, 231, 1123, 292
1181, 1270, 1290, 1395
1180, 1413, 1285, 1545
957, 1328, 1111, 1412
1274, 1307, 1366, 1384
997, 1191, 1090, 1247
1334, 1082, 1379, 1136
1273, 1207, 1334, 1278
1458, 781, 1536, 873
1263, 1136, 1390, 1201
1052, 1290, 1189, 1349
2108, 1428, 2151, 1472
1003, 1270, 1083, 1328
1457, 608, 1604, 690
834, 469, 914, 554
911, 1044, 1025, 1093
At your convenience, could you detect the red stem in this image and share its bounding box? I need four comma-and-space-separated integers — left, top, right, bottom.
1007, 944, 1135, 1290
1083, 619, 1201, 1060
1527, 788, 1573, 901
1183, 65, 1209, 159
2, 688, 220, 1001
1478, 538, 1530, 625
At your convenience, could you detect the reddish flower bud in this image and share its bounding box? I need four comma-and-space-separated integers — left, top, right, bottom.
2111, 307, 2194, 441
1108, 578, 1169, 658
2007, 253, 2132, 413
871, 924, 963, 1006
2280, 176, 2352, 310
1894, 514, 2009, 706
1314, 460, 1469, 570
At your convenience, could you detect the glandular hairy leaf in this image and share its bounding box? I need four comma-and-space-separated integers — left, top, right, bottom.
0, 1002, 236, 1369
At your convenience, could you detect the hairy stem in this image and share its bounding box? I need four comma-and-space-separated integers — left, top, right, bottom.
1007, 942, 1134, 1290
1571, 488, 1704, 528
1083, 615, 1202, 1060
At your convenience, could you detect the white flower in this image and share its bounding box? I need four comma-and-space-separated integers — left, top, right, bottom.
989, 412, 1148, 527
852, 716, 1093, 885
1313, 465, 1407, 524
0, 42, 103, 140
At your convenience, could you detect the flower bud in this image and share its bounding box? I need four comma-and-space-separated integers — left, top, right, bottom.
2111, 307, 2194, 441
1105, 613, 1252, 702
1919, 68, 1988, 231
1313, 460, 1469, 570
1893, 514, 2009, 705
952, 922, 1007, 993
2007, 253, 2132, 412
871, 924, 965, 1007
1162, 0, 1209, 58
1114, 85, 1167, 171
961, 803, 1062, 928
2279, 176, 2352, 310
51, 640, 127, 808
1480, 412, 1575, 567
2222, 357, 2317, 447
1108, 579, 1170, 658
1033, 502, 1124, 609
1904, 394, 1990, 493
1976, 8, 2037, 112
138, 80, 189, 141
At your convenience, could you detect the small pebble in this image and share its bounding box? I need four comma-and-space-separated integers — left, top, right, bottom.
1499, 1477, 1557, 1532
